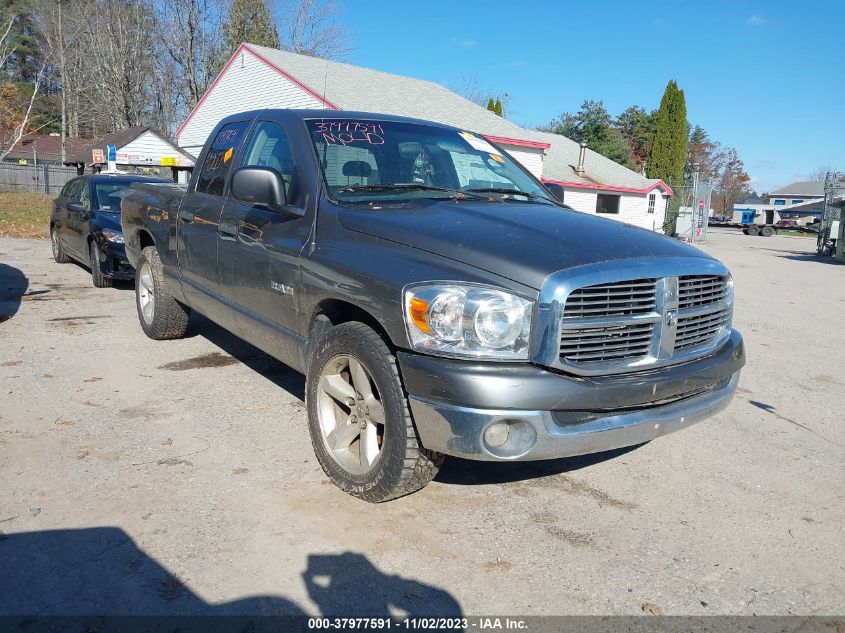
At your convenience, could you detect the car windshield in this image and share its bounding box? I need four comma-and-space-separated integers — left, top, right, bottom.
306, 119, 556, 205
94, 182, 132, 212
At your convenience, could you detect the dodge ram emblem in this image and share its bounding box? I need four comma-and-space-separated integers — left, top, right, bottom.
665, 310, 678, 328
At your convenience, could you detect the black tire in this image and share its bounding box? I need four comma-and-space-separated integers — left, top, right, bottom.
746, 225, 760, 236
760, 225, 774, 237
135, 246, 190, 340
51, 226, 70, 263
89, 240, 113, 288
306, 321, 444, 502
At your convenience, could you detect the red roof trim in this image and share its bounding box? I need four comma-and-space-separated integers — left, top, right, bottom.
542, 178, 673, 196
483, 135, 551, 149
175, 44, 339, 141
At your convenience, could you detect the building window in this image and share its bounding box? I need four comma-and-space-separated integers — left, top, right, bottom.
647, 193, 656, 214
773, 199, 785, 206
596, 193, 620, 214
791, 199, 804, 204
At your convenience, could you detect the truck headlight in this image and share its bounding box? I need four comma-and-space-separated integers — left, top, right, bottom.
101, 229, 124, 244
403, 284, 533, 360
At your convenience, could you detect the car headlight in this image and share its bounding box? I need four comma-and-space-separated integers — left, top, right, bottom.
101, 229, 124, 244
403, 284, 533, 360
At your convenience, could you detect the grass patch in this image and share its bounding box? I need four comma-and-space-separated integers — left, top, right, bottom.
777, 229, 816, 239
0, 191, 52, 238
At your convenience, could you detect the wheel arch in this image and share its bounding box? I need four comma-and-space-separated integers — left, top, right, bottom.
305, 298, 401, 367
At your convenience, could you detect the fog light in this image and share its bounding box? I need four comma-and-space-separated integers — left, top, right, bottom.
484, 422, 510, 448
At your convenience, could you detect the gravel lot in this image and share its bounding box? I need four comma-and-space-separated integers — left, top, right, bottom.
0, 229, 843, 617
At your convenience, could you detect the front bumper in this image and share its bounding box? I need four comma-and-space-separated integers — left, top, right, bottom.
399, 329, 745, 461
92, 240, 134, 280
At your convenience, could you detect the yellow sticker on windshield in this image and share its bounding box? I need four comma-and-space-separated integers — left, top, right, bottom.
489, 153, 505, 164
459, 131, 501, 155
223, 147, 233, 163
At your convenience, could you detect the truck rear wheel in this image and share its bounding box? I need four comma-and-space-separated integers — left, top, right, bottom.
135, 246, 190, 340
746, 225, 760, 236
306, 321, 444, 502
760, 225, 775, 237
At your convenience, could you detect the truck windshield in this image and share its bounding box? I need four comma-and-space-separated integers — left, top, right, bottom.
306, 119, 556, 205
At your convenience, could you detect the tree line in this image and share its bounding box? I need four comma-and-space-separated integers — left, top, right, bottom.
540, 80, 751, 228
0, 0, 350, 161
2, 3, 752, 229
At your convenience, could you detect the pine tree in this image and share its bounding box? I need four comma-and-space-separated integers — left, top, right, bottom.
486, 97, 496, 113
221, 0, 280, 58
494, 98, 503, 117
648, 80, 688, 235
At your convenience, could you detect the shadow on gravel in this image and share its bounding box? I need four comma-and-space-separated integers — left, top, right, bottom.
778, 253, 842, 265
435, 444, 644, 486
0, 527, 461, 626
0, 263, 28, 323
189, 312, 306, 401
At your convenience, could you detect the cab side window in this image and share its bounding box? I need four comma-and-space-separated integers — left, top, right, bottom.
61, 180, 77, 198
78, 181, 91, 211
242, 121, 303, 208
64, 179, 82, 201
196, 121, 250, 196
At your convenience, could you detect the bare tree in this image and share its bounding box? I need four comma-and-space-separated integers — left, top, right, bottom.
82, 0, 155, 130
448, 74, 511, 115
38, 0, 87, 161
449, 75, 488, 108
807, 165, 834, 182
0, 12, 45, 160
284, 0, 351, 58
155, 0, 224, 110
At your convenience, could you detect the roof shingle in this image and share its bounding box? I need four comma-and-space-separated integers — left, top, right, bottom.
246, 44, 665, 193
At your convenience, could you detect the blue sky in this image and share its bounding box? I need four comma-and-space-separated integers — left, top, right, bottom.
341, 0, 844, 193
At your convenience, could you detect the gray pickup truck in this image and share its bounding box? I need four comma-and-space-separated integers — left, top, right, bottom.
122, 109, 745, 502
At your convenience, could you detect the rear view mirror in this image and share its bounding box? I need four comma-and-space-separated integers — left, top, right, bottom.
231, 167, 287, 208
544, 182, 565, 204
67, 201, 85, 213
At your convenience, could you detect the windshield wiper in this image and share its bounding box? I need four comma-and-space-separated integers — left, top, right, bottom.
465, 187, 557, 205
465, 187, 537, 199
338, 183, 461, 195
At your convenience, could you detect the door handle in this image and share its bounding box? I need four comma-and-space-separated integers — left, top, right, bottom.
218, 222, 238, 241
178, 209, 195, 223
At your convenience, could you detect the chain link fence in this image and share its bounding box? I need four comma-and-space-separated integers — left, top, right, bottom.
0, 162, 79, 195
672, 172, 713, 242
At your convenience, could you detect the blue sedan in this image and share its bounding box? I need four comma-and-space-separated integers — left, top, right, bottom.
50, 174, 169, 287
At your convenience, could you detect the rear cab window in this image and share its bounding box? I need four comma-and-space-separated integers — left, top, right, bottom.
195, 121, 250, 196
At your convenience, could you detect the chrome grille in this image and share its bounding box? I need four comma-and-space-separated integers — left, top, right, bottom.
675, 307, 731, 351
560, 322, 654, 362
678, 275, 728, 309
564, 279, 657, 318
534, 261, 734, 376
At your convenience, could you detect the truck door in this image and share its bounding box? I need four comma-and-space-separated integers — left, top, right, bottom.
176, 119, 252, 313
217, 120, 312, 340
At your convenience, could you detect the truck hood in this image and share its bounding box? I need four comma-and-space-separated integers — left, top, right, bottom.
338, 200, 713, 289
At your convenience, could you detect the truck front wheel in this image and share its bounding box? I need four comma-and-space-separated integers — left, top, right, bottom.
135, 246, 190, 340
306, 322, 444, 502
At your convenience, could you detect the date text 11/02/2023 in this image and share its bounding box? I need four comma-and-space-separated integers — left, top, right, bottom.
307, 617, 528, 630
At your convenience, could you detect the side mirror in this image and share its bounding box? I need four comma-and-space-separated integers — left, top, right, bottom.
544, 182, 565, 204
67, 201, 85, 213
231, 166, 287, 209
